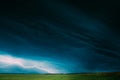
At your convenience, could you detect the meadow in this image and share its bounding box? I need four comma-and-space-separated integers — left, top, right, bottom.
0, 73, 119, 80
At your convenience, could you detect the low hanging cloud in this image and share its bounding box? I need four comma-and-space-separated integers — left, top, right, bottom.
0, 54, 61, 74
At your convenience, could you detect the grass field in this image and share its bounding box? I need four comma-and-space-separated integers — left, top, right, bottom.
0, 73, 120, 80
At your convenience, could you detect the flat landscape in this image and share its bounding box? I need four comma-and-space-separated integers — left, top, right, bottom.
0, 73, 120, 80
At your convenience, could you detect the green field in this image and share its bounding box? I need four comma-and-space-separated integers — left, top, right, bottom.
0, 73, 119, 80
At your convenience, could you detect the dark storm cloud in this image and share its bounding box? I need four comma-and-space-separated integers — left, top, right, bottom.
0, 0, 120, 73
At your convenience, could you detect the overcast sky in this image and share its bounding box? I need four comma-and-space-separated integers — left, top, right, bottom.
0, 0, 120, 73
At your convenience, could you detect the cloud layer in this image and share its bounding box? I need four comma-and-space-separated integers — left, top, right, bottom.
0, 54, 61, 73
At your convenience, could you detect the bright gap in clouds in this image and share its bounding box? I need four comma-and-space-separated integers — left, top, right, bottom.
0, 54, 61, 74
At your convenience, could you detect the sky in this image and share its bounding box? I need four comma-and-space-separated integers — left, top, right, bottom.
0, 0, 120, 74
